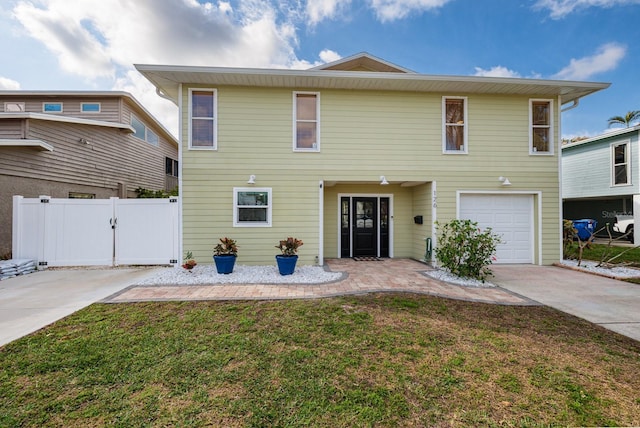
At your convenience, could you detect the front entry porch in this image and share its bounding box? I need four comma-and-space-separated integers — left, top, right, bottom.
340, 195, 390, 258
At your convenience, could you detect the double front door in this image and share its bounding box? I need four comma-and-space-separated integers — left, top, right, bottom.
340, 196, 389, 258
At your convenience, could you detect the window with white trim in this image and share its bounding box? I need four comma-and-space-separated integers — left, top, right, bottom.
4, 102, 24, 112
131, 114, 146, 139
81, 102, 101, 113
233, 188, 272, 227
442, 97, 467, 153
43, 102, 62, 113
294, 92, 319, 151
612, 141, 630, 186
530, 99, 553, 154
189, 89, 216, 149
131, 114, 159, 146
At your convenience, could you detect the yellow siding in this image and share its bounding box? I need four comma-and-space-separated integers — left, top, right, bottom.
180, 85, 561, 265
411, 183, 432, 261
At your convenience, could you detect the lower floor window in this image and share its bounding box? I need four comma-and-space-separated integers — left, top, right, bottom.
234, 188, 272, 227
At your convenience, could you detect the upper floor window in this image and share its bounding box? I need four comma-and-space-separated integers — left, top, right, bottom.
131, 114, 159, 146
189, 89, 216, 150
131, 114, 146, 139
4, 102, 25, 112
233, 188, 272, 227
442, 97, 467, 153
81, 102, 101, 113
530, 99, 553, 154
294, 92, 320, 151
612, 141, 630, 186
147, 129, 159, 146
43, 102, 62, 113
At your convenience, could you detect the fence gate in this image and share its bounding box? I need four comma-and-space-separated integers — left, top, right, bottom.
12, 196, 180, 267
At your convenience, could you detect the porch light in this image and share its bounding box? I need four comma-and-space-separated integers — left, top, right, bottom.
247, 175, 256, 184
380, 176, 389, 185
498, 176, 511, 186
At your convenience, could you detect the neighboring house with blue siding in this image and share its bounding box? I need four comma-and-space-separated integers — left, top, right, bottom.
137, 53, 608, 266
562, 124, 640, 240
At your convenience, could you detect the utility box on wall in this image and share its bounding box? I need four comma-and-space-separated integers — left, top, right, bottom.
414, 215, 423, 224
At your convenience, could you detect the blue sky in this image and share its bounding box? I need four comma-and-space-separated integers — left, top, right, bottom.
1, 0, 639, 138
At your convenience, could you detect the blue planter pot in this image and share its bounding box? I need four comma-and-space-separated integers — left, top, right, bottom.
276, 255, 298, 275
213, 255, 236, 274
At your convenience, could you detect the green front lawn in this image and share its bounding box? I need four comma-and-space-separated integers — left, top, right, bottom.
1, 295, 639, 427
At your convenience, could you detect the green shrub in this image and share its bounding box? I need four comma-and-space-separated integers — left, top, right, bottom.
435, 219, 502, 281
135, 186, 179, 198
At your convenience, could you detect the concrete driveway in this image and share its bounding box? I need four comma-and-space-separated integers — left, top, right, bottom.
2, 262, 639, 348
0, 268, 160, 347
491, 264, 640, 342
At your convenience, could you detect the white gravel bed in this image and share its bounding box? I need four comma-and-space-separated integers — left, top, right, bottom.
559, 259, 640, 278
135, 264, 344, 285
423, 269, 496, 288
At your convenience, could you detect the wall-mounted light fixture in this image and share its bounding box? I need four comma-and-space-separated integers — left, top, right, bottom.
247, 175, 256, 184
498, 176, 511, 186
380, 176, 389, 185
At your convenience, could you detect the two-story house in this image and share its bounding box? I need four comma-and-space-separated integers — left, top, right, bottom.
562, 125, 640, 241
136, 53, 608, 266
0, 91, 179, 257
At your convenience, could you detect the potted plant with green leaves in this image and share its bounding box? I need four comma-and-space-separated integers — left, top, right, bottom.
213, 237, 238, 274
275, 237, 303, 275
182, 251, 197, 271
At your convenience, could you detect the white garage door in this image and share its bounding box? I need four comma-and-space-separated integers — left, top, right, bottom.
459, 194, 534, 264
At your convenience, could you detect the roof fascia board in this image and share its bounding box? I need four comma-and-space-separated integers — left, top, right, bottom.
0, 139, 54, 151
137, 63, 607, 85
0, 90, 177, 144
135, 64, 610, 107
562, 124, 640, 150
309, 52, 415, 73
0, 112, 135, 132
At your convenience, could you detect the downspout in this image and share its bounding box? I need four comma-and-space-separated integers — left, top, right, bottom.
156, 88, 178, 106
561, 98, 579, 113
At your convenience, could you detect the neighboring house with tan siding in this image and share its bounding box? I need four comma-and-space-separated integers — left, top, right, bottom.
0, 91, 178, 257
136, 53, 608, 267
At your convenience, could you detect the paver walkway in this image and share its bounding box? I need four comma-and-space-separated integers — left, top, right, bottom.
106, 258, 536, 305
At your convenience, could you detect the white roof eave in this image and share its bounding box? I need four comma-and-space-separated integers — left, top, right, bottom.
0, 112, 135, 132
562, 124, 640, 150
0, 139, 54, 151
135, 63, 610, 105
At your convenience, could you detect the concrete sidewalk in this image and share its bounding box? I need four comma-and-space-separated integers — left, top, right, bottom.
491, 264, 640, 341
0, 268, 160, 347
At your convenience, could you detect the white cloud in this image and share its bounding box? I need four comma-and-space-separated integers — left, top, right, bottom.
534, 0, 640, 19
12, 1, 113, 79
553, 42, 626, 80
112, 70, 178, 140
319, 49, 342, 63
288, 49, 342, 69
307, 0, 351, 25
473, 66, 521, 78
10, 0, 307, 136
368, 0, 453, 21
0, 76, 21, 90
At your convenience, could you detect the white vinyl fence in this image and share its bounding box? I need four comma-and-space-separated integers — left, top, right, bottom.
12, 196, 180, 267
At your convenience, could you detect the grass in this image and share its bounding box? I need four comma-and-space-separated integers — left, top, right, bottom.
577, 242, 640, 265
567, 242, 640, 283
1, 297, 639, 427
